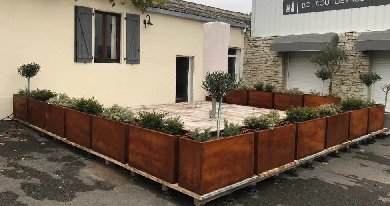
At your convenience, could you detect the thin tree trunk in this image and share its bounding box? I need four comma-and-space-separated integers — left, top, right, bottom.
385, 91, 389, 108
210, 97, 216, 118
217, 97, 222, 138
322, 80, 324, 96
28, 78, 31, 93
329, 79, 333, 96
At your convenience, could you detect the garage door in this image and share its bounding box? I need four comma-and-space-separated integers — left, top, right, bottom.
287, 52, 327, 94
372, 52, 390, 111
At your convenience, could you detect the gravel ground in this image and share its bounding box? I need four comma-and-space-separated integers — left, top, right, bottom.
0, 120, 389, 206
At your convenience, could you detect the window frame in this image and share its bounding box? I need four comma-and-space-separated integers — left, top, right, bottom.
94, 10, 121, 64
228, 48, 242, 81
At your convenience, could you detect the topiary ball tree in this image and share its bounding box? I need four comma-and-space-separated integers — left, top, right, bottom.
18, 62, 41, 93
359, 71, 382, 101
314, 67, 332, 96
202, 71, 239, 137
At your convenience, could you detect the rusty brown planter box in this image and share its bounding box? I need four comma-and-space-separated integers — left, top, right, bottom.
248, 91, 274, 109
44, 104, 65, 137
349, 108, 369, 140
325, 113, 350, 148
368, 105, 385, 133
65, 109, 92, 148
303, 95, 341, 107
226, 90, 248, 106
27, 98, 46, 128
92, 116, 128, 163
274, 93, 303, 111
296, 118, 326, 159
254, 124, 296, 174
13, 94, 28, 121
128, 125, 180, 184
178, 133, 254, 195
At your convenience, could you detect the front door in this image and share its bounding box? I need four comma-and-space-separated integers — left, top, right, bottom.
176, 57, 189, 103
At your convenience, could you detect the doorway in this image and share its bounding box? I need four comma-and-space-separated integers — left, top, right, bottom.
176, 56, 193, 103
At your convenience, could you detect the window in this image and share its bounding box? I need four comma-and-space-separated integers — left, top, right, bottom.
228, 48, 241, 80
94, 11, 121, 63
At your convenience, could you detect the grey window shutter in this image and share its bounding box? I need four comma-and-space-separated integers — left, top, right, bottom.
126, 14, 140, 64
75, 6, 93, 63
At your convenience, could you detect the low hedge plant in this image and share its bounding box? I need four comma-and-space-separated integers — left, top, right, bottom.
29, 89, 57, 102
72, 97, 104, 115
286, 107, 320, 123
279, 88, 304, 95
253, 82, 276, 92
243, 110, 283, 130
317, 104, 341, 117
102, 104, 134, 123
138, 111, 185, 135
189, 120, 243, 142
48, 93, 76, 108
341, 98, 375, 112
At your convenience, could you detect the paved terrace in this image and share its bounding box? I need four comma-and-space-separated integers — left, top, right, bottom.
131, 101, 286, 131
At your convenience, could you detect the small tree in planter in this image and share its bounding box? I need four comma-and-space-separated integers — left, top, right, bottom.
314, 67, 332, 96
359, 71, 382, 101
202, 71, 239, 137
18, 62, 41, 93
311, 44, 347, 96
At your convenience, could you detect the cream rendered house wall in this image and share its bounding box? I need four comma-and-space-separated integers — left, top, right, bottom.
0, 0, 245, 119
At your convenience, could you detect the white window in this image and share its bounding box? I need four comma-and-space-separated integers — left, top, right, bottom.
228, 48, 242, 81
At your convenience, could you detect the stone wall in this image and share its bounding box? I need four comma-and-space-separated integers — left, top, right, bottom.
243, 32, 371, 99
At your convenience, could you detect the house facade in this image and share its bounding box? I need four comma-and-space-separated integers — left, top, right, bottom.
0, 0, 250, 119
245, 0, 390, 110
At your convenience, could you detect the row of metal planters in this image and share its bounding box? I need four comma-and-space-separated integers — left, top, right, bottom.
215, 90, 342, 109
13, 94, 385, 195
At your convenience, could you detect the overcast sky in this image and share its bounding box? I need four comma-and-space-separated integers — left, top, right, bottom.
185, 0, 252, 14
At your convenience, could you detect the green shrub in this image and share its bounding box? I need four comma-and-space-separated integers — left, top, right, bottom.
47, 93, 76, 108
18, 62, 41, 92
161, 117, 185, 135
190, 128, 213, 142
243, 110, 282, 130
73, 97, 103, 115
341, 98, 366, 111
30, 89, 57, 102
254, 82, 264, 91
264, 84, 276, 92
318, 104, 341, 117
138, 111, 166, 131
286, 107, 320, 123
102, 104, 134, 123
309, 90, 321, 96
280, 88, 304, 95
359, 71, 382, 88
18, 89, 30, 96
222, 120, 241, 137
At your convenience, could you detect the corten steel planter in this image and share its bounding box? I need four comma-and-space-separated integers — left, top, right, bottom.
325, 112, 350, 148
178, 132, 254, 195
368, 105, 385, 133
254, 124, 296, 174
65, 109, 92, 148
27, 98, 46, 129
273, 93, 303, 111
248, 91, 274, 109
13, 94, 28, 121
92, 116, 128, 163
303, 95, 341, 107
44, 104, 65, 137
296, 118, 327, 159
349, 108, 369, 140
226, 90, 248, 106
128, 125, 181, 183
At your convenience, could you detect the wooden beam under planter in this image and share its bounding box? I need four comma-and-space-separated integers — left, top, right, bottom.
13, 94, 28, 122
226, 90, 248, 106
178, 132, 254, 195
303, 95, 341, 107
349, 108, 369, 140
65, 109, 92, 148
368, 105, 385, 133
128, 125, 180, 184
27, 98, 45, 129
92, 116, 128, 164
44, 104, 66, 137
325, 112, 350, 148
254, 124, 296, 174
296, 118, 326, 159
274, 93, 303, 111
248, 91, 274, 109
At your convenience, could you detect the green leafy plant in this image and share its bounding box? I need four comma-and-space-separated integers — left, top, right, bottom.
309, 90, 321, 96
314, 67, 332, 95
138, 111, 166, 131
161, 117, 185, 135
202, 71, 239, 137
102, 104, 134, 123
341, 98, 366, 111
286, 107, 320, 123
264, 84, 276, 92
18, 62, 41, 92
73, 97, 104, 115
280, 88, 304, 95
311, 44, 347, 96
317, 104, 341, 117
108, 0, 165, 12
254, 82, 264, 91
190, 128, 212, 142
18, 89, 30, 97
222, 120, 241, 137
359, 71, 382, 101
30, 89, 57, 102
243, 110, 282, 130
48, 93, 76, 108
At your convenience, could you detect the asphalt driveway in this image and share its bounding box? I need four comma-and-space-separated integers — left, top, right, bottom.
0, 120, 389, 206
